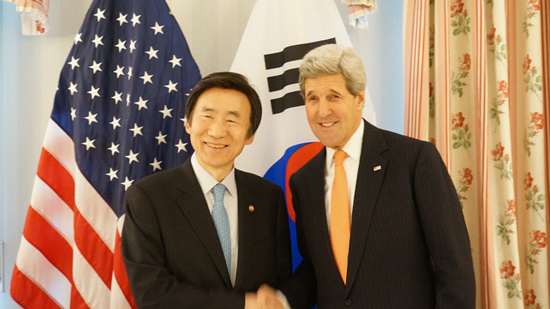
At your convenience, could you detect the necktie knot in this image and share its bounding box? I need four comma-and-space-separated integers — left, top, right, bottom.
213, 183, 226, 202
334, 150, 347, 167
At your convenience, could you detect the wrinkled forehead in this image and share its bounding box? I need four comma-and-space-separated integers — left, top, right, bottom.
304, 73, 348, 94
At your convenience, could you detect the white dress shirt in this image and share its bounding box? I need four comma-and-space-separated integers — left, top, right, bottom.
324, 120, 364, 230
191, 154, 239, 286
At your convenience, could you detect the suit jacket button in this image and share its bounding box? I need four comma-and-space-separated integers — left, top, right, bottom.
345, 299, 352, 306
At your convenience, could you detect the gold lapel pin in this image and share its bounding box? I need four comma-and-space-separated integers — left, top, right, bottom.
248, 205, 255, 212
373, 165, 382, 171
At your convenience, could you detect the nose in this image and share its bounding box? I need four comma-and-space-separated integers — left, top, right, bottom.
317, 98, 332, 118
208, 118, 227, 138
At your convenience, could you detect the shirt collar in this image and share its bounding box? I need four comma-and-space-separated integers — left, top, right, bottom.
191, 153, 237, 197
326, 120, 364, 170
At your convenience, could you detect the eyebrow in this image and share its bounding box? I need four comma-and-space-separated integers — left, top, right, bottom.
228, 110, 241, 118
200, 107, 215, 113
305, 88, 343, 97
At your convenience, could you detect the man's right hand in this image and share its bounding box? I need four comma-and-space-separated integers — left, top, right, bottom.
256, 285, 284, 309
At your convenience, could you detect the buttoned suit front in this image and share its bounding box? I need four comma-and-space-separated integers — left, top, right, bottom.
122, 159, 292, 308
281, 120, 475, 308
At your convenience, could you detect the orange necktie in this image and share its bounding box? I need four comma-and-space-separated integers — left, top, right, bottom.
330, 150, 350, 284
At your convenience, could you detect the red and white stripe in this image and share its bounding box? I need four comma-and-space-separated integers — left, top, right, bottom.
11, 119, 136, 308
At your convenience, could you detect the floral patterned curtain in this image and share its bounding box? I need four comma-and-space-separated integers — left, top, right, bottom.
404, 0, 549, 308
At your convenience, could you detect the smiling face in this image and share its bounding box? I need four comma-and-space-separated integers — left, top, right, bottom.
304, 73, 364, 150
185, 87, 254, 181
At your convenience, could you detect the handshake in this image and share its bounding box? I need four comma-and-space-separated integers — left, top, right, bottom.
245, 285, 287, 309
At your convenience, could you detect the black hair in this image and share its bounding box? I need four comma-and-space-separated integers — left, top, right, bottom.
185, 72, 262, 137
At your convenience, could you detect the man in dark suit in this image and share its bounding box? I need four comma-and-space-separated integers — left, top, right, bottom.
122, 72, 292, 308
258, 44, 475, 308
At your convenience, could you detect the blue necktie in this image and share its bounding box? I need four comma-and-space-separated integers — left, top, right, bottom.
212, 183, 231, 274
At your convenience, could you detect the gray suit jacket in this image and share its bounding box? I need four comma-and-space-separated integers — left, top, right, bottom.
281, 120, 475, 308
122, 159, 292, 308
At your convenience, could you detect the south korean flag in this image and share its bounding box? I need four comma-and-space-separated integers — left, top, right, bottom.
231, 0, 375, 177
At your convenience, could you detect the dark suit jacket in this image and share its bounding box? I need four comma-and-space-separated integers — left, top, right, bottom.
281, 120, 475, 308
121, 159, 292, 308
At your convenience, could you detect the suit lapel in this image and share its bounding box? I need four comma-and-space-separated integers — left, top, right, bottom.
233, 170, 258, 288
345, 120, 388, 295
175, 160, 232, 288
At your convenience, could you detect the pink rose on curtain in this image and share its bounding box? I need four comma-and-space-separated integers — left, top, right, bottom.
507, 200, 516, 218
497, 200, 517, 245
500, 260, 516, 279
451, 112, 472, 150
525, 113, 544, 156
530, 112, 544, 130
498, 81, 508, 97
524, 289, 537, 305
491, 80, 509, 126
450, 0, 465, 18
524, 55, 533, 73
462, 168, 473, 185
528, 0, 541, 14
523, 289, 542, 308
524, 0, 541, 37
522, 55, 543, 101
452, 112, 465, 129
451, 54, 471, 97
450, 0, 470, 36
533, 231, 547, 249
492, 142, 505, 161
525, 172, 534, 189
461, 53, 471, 71
500, 260, 522, 299
525, 172, 545, 220
527, 230, 547, 273
456, 168, 473, 208
487, 26, 506, 62
487, 27, 496, 46
492, 143, 512, 179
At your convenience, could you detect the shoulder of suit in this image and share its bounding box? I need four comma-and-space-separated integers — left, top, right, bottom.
377, 127, 428, 152
373, 127, 445, 169
235, 169, 281, 192
132, 165, 185, 190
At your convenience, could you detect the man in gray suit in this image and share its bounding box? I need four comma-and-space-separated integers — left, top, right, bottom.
258, 44, 475, 308
122, 72, 292, 308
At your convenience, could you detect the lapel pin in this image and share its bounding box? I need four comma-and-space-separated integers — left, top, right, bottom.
248, 205, 255, 212
373, 165, 382, 171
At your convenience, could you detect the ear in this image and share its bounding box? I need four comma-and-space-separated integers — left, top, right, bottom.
185, 119, 191, 134
356, 90, 365, 110
245, 134, 255, 145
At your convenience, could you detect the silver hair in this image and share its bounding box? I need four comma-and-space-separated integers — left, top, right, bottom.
299, 44, 366, 96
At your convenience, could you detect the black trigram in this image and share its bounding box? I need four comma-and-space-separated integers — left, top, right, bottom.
264, 38, 336, 114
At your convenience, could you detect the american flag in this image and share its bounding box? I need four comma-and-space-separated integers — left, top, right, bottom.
10, 0, 201, 307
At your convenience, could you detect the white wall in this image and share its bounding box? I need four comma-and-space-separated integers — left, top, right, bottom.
0, 0, 402, 307
1, 1, 96, 308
